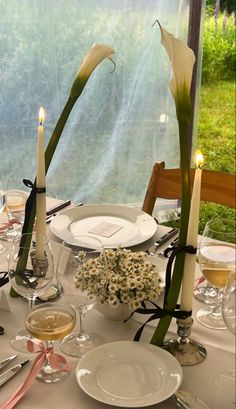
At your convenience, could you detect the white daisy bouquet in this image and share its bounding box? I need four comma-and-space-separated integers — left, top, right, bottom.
75, 248, 162, 309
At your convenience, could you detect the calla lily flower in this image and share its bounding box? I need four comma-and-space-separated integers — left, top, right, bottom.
11, 44, 115, 295
71, 43, 115, 97
150, 22, 195, 346
157, 21, 195, 123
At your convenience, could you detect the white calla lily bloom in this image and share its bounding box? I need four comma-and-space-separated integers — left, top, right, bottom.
157, 21, 195, 122
71, 43, 115, 97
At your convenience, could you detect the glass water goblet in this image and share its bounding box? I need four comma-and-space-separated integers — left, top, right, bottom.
196, 219, 236, 329
8, 232, 54, 352
25, 302, 76, 383
56, 235, 106, 358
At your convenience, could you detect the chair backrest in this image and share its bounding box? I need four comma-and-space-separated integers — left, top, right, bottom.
142, 161, 236, 215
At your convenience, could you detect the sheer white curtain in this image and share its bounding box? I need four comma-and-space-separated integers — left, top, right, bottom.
0, 0, 190, 204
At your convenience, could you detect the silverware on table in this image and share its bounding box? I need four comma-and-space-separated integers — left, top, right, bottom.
0, 359, 29, 387
157, 235, 179, 257
46, 202, 83, 223
147, 228, 179, 255
46, 200, 72, 216
0, 354, 18, 371
174, 389, 210, 409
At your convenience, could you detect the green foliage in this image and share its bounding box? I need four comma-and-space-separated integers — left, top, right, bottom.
197, 80, 236, 233
206, 0, 236, 15
163, 80, 235, 234
202, 13, 235, 82
197, 81, 235, 173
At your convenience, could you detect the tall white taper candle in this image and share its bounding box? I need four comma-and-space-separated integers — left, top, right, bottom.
36, 107, 46, 259
180, 152, 203, 311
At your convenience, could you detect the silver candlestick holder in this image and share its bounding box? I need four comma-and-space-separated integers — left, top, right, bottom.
31, 251, 62, 302
163, 316, 207, 366
30, 250, 49, 277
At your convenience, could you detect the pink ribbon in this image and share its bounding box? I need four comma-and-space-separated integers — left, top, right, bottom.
0, 340, 70, 409
194, 275, 206, 290
0, 219, 21, 233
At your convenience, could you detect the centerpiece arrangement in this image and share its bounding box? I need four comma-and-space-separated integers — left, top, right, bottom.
14, 22, 202, 362
75, 248, 163, 315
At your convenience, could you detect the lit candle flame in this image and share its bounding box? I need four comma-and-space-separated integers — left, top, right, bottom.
38, 107, 45, 126
196, 151, 203, 169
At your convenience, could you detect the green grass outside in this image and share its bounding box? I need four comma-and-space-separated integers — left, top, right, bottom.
197, 80, 235, 233
164, 80, 235, 234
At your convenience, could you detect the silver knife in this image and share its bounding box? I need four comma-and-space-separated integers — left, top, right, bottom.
0, 360, 30, 387
147, 228, 179, 255
154, 228, 179, 245
0, 354, 18, 371
46, 200, 72, 216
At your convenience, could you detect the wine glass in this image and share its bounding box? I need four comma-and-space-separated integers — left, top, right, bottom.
222, 271, 236, 336
25, 302, 76, 383
196, 219, 236, 329
194, 280, 218, 304
56, 234, 106, 358
0, 177, 7, 254
4, 177, 28, 238
8, 232, 54, 352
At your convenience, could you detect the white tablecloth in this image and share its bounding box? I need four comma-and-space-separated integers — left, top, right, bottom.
0, 198, 235, 409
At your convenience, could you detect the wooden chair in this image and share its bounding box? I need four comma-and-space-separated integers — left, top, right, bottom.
142, 161, 236, 216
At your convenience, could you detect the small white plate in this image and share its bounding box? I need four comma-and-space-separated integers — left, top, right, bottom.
50, 204, 157, 248
75, 341, 183, 407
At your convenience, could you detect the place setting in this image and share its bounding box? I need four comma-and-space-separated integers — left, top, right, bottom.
49, 203, 158, 249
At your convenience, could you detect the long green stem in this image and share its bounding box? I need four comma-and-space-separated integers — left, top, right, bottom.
150, 119, 191, 345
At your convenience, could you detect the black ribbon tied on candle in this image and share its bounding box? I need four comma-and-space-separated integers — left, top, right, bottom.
23, 179, 46, 194
18, 179, 46, 251
126, 244, 197, 341
23, 179, 46, 225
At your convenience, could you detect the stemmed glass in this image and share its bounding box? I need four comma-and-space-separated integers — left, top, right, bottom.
56, 235, 106, 358
0, 178, 7, 255
196, 219, 236, 329
0, 175, 27, 239
8, 232, 54, 352
25, 302, 76, 383
214, 271, 236, 400
194, 280, 218, 304
5, 177, 28, 238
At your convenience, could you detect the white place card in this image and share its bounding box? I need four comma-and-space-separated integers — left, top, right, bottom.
88, 222, 124, 238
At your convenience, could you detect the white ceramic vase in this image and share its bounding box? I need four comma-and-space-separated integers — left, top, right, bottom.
95, 301, 131, 321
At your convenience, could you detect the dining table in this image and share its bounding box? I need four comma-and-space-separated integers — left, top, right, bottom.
0, 197, 235, 409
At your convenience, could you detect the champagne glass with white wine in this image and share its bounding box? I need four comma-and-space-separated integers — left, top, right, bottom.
8, 232, 54, 352
196, 219, 236, 329
25, 302, 76, 383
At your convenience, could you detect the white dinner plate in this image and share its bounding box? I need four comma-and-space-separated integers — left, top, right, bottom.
50, 204, 157, 248
75, 341, 183, 407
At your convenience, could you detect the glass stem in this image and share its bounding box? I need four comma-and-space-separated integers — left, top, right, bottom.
45, 340, 54, 367
28, 297, 35, 309
211, 289, 223, 315
5, 203, 14, 230
79, 311, 84, 334
77, 310, 88, 340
